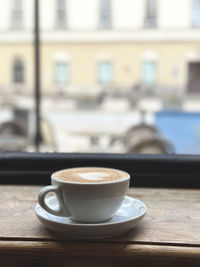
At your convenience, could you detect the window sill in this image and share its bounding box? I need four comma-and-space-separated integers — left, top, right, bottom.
0, 152, 199, 188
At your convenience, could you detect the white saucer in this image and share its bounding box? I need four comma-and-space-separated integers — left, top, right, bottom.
35, 196, 147, 240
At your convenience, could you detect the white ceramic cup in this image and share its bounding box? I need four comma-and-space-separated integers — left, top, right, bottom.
38, 167, 130, 223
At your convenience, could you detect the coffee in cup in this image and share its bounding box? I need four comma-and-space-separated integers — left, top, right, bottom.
54, 167, 128, 183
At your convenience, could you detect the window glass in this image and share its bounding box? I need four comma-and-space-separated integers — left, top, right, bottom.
0, 0, 200, 155
192, 0, 200, 27
99, 0, 111, 29
144, 0, 157, 28
13, 59, 24, 83
142, 62, 157, 84
11, 0, 23, 29
55, 62, 69, 84
55, 0, 66, 29
98, 62, 112, 84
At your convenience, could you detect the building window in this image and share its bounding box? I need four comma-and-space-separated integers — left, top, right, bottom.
54, 62, 69, 84
144, 0, 157, 28
142, 62, 157, 84
192, 0, 200, 27
13, 59, 24, 83
55, 0, 67, 29
187, 62, 200, 93
99, 0, 111, 29
97, 62, 113, 84
11, 0, 23, 29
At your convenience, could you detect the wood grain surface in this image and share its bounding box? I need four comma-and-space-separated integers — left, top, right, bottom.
0, 241, 199, 267
0, 185, 199, 266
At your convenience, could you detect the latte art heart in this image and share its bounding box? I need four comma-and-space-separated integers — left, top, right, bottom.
79, 172, 109, 181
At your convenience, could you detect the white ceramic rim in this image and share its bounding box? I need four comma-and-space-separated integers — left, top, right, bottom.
51, 167, 130, 185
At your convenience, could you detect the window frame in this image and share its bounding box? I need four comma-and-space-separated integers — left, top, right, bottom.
0, 152, 199, 188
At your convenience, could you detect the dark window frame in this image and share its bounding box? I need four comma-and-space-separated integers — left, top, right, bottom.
0, 152, 199, 188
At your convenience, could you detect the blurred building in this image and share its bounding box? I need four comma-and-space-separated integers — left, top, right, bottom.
0, 0, 200, 100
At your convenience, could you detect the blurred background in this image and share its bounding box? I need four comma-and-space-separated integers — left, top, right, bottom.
0, 0, 200, 154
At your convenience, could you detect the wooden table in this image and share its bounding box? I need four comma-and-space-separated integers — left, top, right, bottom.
0, 186, 199, 266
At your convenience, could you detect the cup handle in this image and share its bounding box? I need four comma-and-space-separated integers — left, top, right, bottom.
38, 185, 71, 217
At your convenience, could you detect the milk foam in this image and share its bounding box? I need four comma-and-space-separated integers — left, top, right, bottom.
79, 172, 109, 181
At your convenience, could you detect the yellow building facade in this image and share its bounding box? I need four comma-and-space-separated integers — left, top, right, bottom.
0, 41, 200, 97
0, 0, 200, 99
